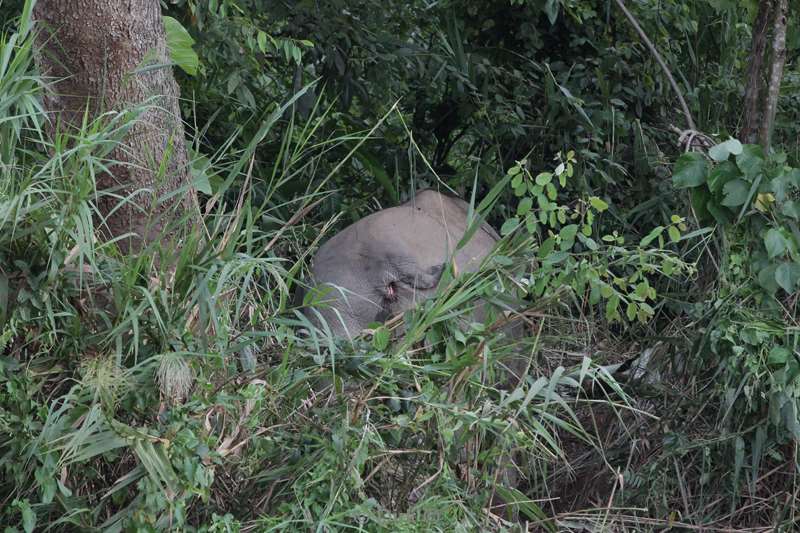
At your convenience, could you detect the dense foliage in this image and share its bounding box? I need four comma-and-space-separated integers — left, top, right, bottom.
2, 0, 800, 530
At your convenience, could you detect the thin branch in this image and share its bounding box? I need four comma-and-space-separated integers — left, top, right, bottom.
613, 0, 696, 132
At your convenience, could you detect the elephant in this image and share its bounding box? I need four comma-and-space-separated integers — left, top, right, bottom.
296, 189, 500, 338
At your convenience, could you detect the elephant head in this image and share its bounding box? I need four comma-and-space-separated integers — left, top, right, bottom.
298, 189, 499, 338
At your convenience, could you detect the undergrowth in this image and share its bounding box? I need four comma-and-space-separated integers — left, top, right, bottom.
2, 4, 800, 533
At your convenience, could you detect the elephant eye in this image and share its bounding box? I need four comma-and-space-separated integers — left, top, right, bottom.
385, 281, 398, 302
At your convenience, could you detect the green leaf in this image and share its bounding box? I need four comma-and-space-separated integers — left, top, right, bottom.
764, 229, 786, 259
690, 186, 712, 223
605, 294, 620, 319
525, 214, 538, 233
776, 263, 800, 293
559, 224, 578, 248
535, 172, 552, 186
721, 179, 750, 207
517, 197, 533, 216
668, 225, 681, 243
770, 171, 793, 202
257, 30, 268, 53
21, 503, 35, 533
163, 16, 199, 76
768, 346, 791, 366
782, 200, 800, 220
546, 182, 557, 200
640, 226, 664, 247
544, 0, 559, 24
577, 233, 598, 250
757, 264, 779, 294
501, 217, 520, 236
373, 327, 390, 350
672, 152, 708, 189
708, 138, 743, 162
736, 144, 765, 178
706, 201, 734, 225
589, 196, 609, 212
707, 161, 741, 194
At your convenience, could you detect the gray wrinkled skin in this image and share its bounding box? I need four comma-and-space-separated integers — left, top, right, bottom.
299, 189, 499, 338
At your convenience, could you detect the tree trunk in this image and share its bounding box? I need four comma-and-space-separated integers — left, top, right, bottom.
759, 0, 788, 152
740, 0, 772, 144
32, 0, 197, 255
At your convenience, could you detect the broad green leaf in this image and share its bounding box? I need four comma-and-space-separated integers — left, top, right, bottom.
775, 263, 800, 293
258, 31, 268, 53
757, 264, 779, 294
690, 186, 711, 222
770, 171, 793, 202
708, 138, 743, 162
544, 0, 559, 24
22, 503, 36, 533
589, 196, 608, 212
672, 152, 707, 189
707, 160, 741, 194
163, 16, 199, 76
501, 217, 520, 236
764, 229, 786, 259
559, 224, 578, 247
721, 179, 749, 207
668, 225, 681, 243
736, 144, 765, 178
768, 346, 791, 366
535, 172, 552, 186
517, 197, 533, 216
706, 201, 734, 225
525, 213, 538, 233
546, 182, 557, 200
782, 200, 800, 220
577, 233, 598, 250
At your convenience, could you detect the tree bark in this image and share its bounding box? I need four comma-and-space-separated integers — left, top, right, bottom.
32, 0, 197, 255
759, 0, 788, 152
740, 0, 772, 145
